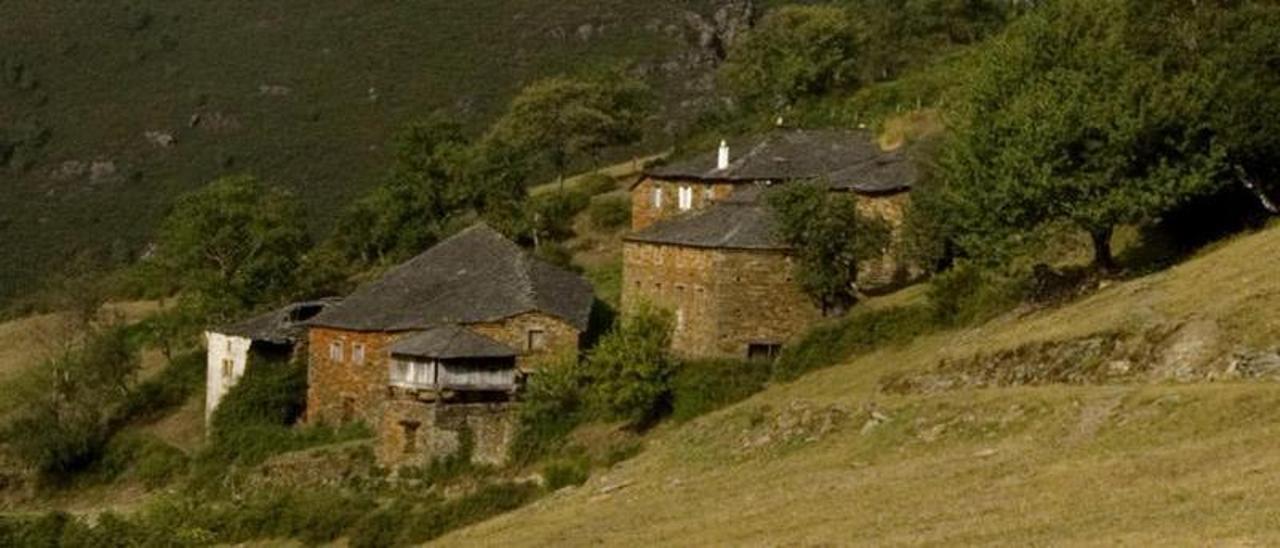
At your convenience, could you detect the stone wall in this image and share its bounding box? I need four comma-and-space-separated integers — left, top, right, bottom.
622, 241, 822, 359
855, 191, 915, 288
377, 398, 516, 468
306, 327, 401, 426
204, 331, 252, 425
467, 312, 582, 370
631, 177, 734, 230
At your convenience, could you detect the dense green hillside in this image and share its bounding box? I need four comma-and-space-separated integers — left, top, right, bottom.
0, 0, 744, 305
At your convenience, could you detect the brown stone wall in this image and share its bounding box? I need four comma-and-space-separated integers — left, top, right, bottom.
467, 312, 581, 370
622, 242, 719, 356
622, 241, 822, 359
306, 327, 400, 426
377, 399, 516, 468
631, 177, 735, 231
710, 248, 823, 356
855, 191, 914, 288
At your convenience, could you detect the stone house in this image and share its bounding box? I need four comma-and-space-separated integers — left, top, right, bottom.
303, 224, 594, 467
203, 299, 337, 425
622, 129, 917, 360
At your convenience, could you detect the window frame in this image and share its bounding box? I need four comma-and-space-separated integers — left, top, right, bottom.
329, 340, 344, 363
352, 343, 366, 365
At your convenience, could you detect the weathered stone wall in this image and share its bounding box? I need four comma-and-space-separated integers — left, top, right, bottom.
306, 327, 400, 426
622, 242, 719, 356
855, 191, 915, 288
377, 398, 516, 468
631, 177, 734, 230
711, 248, 823, 356
204, 331, 252, 425
622, 241, 822, 359
467, 312, 582, 370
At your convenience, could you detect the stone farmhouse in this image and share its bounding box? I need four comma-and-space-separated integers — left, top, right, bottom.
622, 129, 917, 360
203, 299, 337, 425
302, 224, 595, 467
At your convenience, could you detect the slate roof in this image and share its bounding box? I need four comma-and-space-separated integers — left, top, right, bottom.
827, 150, 917, 194
216, 299, 339, 345
625, 197, 787, 251
645, 129, 883, 183
388, 325, 517, 360
307, 224, 595, 332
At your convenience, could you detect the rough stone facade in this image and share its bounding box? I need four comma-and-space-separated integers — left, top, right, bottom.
631, 177, 736, 231
467, 312, 582, 370
622, 241, 822, 358
306, 327, 400, 426
855, 192, 914, 288
377, 398, 516, 468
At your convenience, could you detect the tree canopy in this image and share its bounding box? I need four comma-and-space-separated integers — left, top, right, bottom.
927, 0, 1275, 270
154, 175, 310, 321
485, 70, 651, 184
767, 181, 891, 314
720, 5, 862, 110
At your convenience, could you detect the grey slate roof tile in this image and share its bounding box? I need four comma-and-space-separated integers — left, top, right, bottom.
308, 224, 594, 332
388, 325, 517, 360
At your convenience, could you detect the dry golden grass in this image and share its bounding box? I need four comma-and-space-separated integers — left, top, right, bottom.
0, 301, 161, 384
437, 225, 1280, 546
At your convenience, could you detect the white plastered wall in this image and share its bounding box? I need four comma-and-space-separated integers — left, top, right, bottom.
204, 331, 253, 426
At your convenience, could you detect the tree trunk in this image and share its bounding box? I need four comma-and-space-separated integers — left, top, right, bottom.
1090, 226, 1116, 273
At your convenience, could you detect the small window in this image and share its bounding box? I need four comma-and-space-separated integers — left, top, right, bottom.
352, 343, 366, 365
221, 358, 234, 381
401, 420, 421, 454
704, 186, 714, 201
329, 341, 344, 362
747, 343, 783, 362
678, 186, 693, 211
653, 187, 663, 208
527, 329, 547, 352
225, 340, 232, 353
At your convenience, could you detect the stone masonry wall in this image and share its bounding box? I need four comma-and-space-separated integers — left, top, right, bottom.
307, 327, 401, 426
377, 399, 516, 468
855, 192, 915, 288
710, 248, 823, 356
631, 177, 734, 231
467, 312, 581, 371
622, 241, 821, 359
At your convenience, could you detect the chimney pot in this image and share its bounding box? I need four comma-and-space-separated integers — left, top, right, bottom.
717, 140, 730, 170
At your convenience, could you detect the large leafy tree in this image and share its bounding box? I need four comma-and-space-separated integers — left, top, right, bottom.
328, 116, 474, 267
720, 5, 862, 110
584, 303, 674, 425
485, 70, 651, 186
154, 175, 310, 322
935, 0, 1232, 270
767, 181, 891, 315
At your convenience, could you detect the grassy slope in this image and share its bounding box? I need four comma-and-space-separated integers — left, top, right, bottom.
437, 224, 1280, 546
0, 1, 720, 306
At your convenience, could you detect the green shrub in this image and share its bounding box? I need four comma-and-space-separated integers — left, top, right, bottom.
113, 350, 204, 425
95, 433, 188, 488
774, 304, 936, 382
583, 304, 675, 425
671, 359, 771, 422
927, 262, 1024, 327
529, 189, 591, 242
512, 358, 587, 464
588, 195, 631, 231
542, 457, 590, 490
577, 173, 618, 196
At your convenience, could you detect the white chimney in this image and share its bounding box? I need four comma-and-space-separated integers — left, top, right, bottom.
717, 140, 730, 170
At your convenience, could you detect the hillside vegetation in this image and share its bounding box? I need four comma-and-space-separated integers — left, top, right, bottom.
0, 0, 740, 306
437, 223, 1280, 546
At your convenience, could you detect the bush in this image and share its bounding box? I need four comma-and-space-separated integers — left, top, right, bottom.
671, 359, 771, 422
927, 262, 1024, 327
587, 195, 631, 231
542, 457, 590, 490
583, 304, 675, 425
95, 434, 189, 488
577, 173, 617, 196
774, 304, 935, 382
529, 189, 591, 242
512, 357, 587, 464
113, 350, 204, 425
